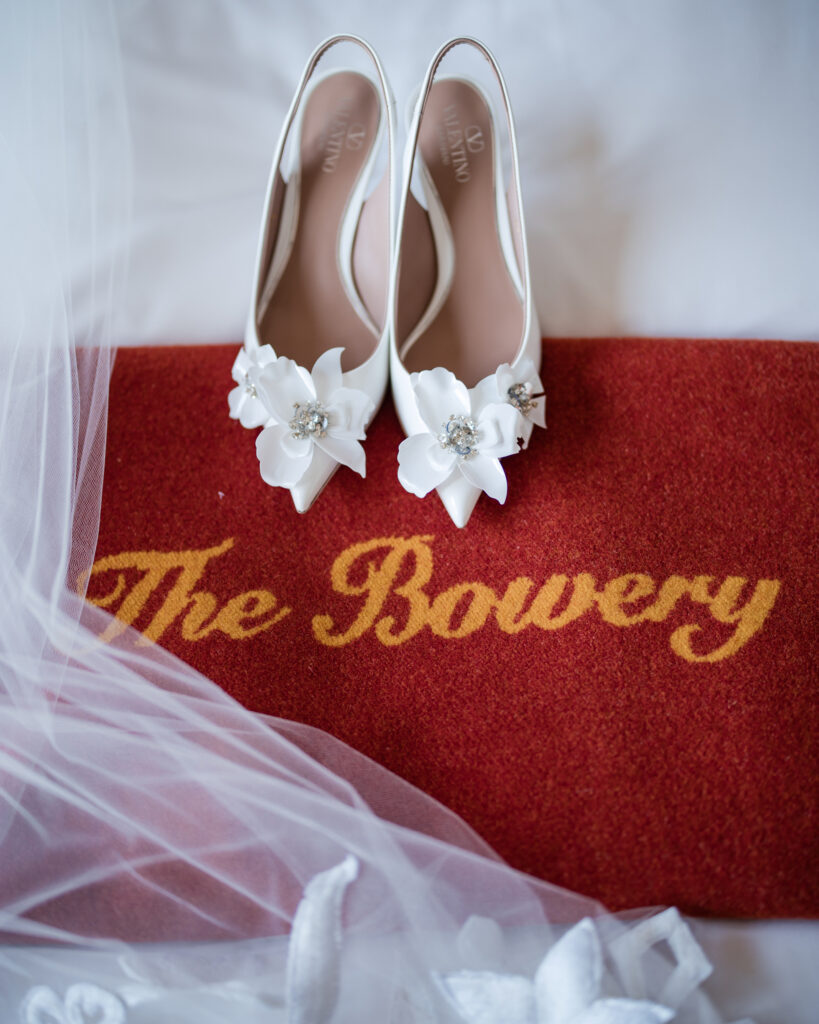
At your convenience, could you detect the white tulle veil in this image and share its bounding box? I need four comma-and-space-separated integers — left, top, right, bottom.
0, 4, 751, 1021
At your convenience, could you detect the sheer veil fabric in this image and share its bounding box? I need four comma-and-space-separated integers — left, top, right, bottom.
0, 4, 756, 1021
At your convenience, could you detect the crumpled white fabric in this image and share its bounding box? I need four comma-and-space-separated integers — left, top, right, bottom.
21, 985, 127, 1024
14, 857, 746, 1023
437, 917, 675, 1024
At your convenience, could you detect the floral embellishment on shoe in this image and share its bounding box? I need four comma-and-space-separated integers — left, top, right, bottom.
472, 358, 546, 448
228, 344, 278, 428
436, 918, 673, 1024
254, 348, 374, 488
438, 414, 479, 459
397, 367, 521, 504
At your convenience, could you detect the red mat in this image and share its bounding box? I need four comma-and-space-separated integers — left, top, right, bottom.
92, 338, 819, 917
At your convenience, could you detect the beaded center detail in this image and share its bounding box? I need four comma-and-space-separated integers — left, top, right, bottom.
507, 382, 537, 416
289, 401, 329, 440
438, 415, 478, 459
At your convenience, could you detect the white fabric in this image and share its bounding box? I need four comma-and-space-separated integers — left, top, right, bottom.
0, 854, 744, 1023
0, 2, 815, 1021
9, 921, 819, 1024
692, 920, 819, 1023
44, 0, 819, 346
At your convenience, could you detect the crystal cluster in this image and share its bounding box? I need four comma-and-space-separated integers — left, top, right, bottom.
438, 414, 478, 459
289, 401, 329, 440
506, 381, 537, 416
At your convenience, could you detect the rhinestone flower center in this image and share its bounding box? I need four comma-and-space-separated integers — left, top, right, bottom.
507, 381, 537, 416
438, 414, 478, 459
289, 400, 329, 440
243, 373, 258, 399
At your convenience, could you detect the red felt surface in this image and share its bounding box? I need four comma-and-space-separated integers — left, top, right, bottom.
93, 338, 819, 917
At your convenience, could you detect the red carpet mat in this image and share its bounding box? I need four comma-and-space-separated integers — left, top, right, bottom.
92, 338, 818, 917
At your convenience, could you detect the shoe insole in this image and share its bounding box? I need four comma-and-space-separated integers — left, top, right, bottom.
257, 72, 382, 373
402, 79, 524, 387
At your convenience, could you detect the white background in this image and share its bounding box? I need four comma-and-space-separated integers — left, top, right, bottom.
106, 0, 819, 345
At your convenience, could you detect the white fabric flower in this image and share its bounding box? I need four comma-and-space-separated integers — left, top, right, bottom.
254, 348, 374, 488
397, 368, 521, 504
228, 344, 277, 428
437, 918, 673, 1024
472, 357, 546, 448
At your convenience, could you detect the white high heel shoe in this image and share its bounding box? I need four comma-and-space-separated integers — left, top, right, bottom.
389, 37, 545, 528
229, 35, 395, 513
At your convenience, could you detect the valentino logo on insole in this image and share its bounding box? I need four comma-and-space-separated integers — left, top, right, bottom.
321, 106, 367, 174
437, 104, 485, 183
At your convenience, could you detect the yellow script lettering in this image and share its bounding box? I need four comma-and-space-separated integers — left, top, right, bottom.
312, 536, 433, 647
429, 582, 497, 639
671, 576, 782, 662
85, 540, 290, 643
313, 536, 781, 661
595, 573, 657, 626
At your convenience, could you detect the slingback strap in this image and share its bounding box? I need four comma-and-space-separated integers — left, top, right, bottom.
280, 34, 396, 185
250, 35, 397, 343
391, 37, 533, 344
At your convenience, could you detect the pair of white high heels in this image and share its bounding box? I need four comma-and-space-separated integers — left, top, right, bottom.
229, 34, 545, 528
